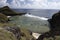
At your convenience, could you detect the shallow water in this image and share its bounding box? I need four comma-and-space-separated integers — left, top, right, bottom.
9, 15, 50, 33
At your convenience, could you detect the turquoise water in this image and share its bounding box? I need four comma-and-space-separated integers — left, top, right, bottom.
9, 15, 50, 33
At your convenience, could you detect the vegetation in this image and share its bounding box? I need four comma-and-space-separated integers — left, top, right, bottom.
0, 6, 36, 40
0, 6, 60, 40
0, 6, 26, 16
0, 28, 17, 40
0, 13, 8, 23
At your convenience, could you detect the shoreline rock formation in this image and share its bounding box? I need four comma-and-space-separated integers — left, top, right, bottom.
0, 6, 36, 40
0, 6, 27, 16
37, 11, 60, 40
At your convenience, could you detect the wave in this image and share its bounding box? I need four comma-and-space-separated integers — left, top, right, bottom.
25, 13, 48, 20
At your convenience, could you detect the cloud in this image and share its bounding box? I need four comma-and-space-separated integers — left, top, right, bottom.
0, 0, 8, 7
0, 0, 60, 9
47, 2, 60, 9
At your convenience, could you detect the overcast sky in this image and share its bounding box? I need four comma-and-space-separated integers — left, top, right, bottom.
0, 0, 60, 9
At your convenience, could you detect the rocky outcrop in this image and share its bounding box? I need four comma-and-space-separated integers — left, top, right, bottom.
0, 6, 26, 16
37, 11, 60, 40
48, 11, 60, 32
0, 6, 37, 40
0, 6, 27, 23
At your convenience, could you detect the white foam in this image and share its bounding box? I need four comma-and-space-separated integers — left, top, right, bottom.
32, 32, 41, 39
25, 14, 48, 20
7, 16, 11, 18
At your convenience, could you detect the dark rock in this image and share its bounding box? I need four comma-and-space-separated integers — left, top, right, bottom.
37, 11, 60, 40
48, 11, 60, 31
37, 31, 55, 40
0, 6, 27, 16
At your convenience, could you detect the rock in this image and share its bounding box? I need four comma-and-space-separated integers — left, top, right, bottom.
55, 36, 60, 40
0, 24, 36, 40
48, 11, 60, 31
37, 31, 55, 40
37, 11, 60, 40
0, 6, 26, 16
37, 32, 60, 40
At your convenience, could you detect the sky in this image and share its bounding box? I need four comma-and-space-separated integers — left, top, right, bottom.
0, 0, 60, 9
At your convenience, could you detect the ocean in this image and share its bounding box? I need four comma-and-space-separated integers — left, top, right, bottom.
9, 9, 60, 33
13, 9, 59, 18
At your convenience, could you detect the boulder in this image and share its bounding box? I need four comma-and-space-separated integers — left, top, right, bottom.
48, 11, 60, 31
